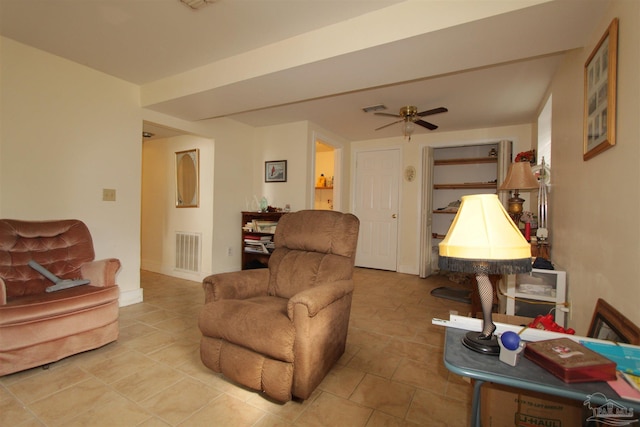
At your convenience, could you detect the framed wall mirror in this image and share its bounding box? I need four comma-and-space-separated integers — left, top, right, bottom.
587, 298, 640, 345
176, 149, 199, 208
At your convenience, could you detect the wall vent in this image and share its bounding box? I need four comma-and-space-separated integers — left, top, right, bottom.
175, 231, 201, 273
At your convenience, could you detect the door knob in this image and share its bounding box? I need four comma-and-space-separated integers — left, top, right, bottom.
392, 214, 397, 219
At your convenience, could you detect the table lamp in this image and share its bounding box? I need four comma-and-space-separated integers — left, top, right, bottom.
439, 194, 532, 355
498, 161, 539, 225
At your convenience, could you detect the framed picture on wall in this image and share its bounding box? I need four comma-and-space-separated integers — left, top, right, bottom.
265, 160, 287, 183
587, 298, 640, 345
583, 18, 618, 161
175, 149, 199, 208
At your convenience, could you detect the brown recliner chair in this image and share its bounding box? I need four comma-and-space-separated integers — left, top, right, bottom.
199, 210, 359, 402
0, 219, 120, 376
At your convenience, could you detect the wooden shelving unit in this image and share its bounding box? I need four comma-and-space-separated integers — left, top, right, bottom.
434, 157, 498, 166
241, 211, 287, 270
433, 182, 497, 190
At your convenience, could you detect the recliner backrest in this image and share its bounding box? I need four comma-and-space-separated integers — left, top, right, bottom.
0, 219, 95, 298
267, 210, 359, 299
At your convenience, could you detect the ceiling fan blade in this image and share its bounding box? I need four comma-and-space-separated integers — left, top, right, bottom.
417, 107, 448, 117
374, 112, 401, 118
375, 119, 403, 131
415, 119, 438, 130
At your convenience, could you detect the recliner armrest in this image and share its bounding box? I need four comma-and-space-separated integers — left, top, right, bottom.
0, 277, 6, 305
80, 258, 121, 287
202, 269, 269, 303
287, 279, 354, 319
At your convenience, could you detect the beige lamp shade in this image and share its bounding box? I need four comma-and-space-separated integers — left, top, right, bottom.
498, 161, 539, 191
438, 194, 532, 274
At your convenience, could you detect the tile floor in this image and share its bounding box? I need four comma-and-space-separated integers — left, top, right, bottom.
1, 268, 474, 426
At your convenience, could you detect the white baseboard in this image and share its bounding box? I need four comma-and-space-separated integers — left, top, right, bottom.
119, 288, 143, 307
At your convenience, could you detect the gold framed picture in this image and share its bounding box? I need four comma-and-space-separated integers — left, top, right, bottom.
175, 149, 199, 208
583, 18, 618, 161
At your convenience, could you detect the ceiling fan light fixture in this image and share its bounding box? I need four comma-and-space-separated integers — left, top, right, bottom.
402, 121, 415, 141
179, 0, 216, 10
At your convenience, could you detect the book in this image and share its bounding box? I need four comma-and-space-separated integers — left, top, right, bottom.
608, 371, 640, 402
622, 372, 640, 393
581, 340, 640, 376
244, 235, 272, 241
524, 338, 617, 383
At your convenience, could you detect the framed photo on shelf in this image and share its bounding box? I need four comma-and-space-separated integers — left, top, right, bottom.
583, 18, 618, 161
265, 160, 287, 183
587, 298, 640, 345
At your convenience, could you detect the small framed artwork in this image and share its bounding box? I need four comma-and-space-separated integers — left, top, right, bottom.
265, 160, 287, 183
583, 18, 618, 161
587, 298, 640, 345
175, 149, 199, 208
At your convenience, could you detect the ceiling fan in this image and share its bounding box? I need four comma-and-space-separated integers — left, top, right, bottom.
375, 106, 448, 140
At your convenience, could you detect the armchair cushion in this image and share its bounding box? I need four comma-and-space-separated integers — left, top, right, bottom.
199, 296, 295, 362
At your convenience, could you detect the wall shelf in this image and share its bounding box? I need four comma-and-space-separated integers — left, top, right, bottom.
434, 157, 498, 166
433, 182, 497, 190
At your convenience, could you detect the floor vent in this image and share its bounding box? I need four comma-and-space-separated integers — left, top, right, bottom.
175, 231, 201, 273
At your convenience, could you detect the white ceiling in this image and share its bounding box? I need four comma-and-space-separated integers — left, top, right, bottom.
0, 0, 609, 141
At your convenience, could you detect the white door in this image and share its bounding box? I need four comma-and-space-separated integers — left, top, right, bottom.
354, 149, 399, 270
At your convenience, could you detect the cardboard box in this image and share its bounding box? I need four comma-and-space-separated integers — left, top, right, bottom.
480, 314, 585, 426
481, 382, 584, 427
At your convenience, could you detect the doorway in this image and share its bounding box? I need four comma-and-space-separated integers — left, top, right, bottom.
314, 141, 335, 210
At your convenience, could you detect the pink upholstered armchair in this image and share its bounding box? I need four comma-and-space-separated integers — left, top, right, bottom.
0, 219, 120, 376
199, 210, 359, 402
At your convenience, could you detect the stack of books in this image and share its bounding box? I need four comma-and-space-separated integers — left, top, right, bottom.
244, 235, 273, 254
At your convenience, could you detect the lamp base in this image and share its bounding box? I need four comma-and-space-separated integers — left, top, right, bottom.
462, 331, 500, 355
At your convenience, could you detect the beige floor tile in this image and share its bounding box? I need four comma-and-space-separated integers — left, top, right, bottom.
392, 358, 449, 392
0, 395, 38, 425
179, 394, 266, 426
141, 377, 222, 425
63, 394, 153, 427
405, 389, 470, 427
349, 374, 415, 418
7, 364, 91, 404
82, 350, 154, 384
365, 410, 425, 427
318, 364, 365, 398
111, 362, 183, 403
347, 346, 403, 379
28, 378, 121, 426
122, 330, 177, 354
295, 392, 372, 427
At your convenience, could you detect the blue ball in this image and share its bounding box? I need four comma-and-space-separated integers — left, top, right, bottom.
500, 331, 521, 351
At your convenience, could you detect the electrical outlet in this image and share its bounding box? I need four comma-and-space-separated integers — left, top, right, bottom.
227, 247, 232, 256
102, 188, 116, 201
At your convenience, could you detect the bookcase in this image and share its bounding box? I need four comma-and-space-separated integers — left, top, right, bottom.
241, 211, 287, 269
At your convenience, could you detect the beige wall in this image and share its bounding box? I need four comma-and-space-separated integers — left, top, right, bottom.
0, 37, 143, 305
550, 0, 640, 333
140, 111, 256, 276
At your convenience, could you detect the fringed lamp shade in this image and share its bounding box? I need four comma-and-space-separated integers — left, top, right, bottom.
439, 194, 532, 354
